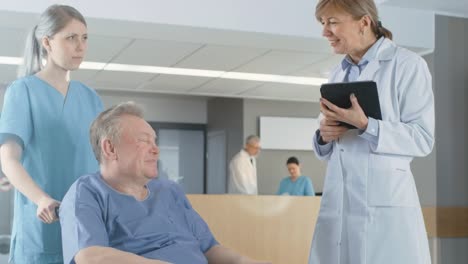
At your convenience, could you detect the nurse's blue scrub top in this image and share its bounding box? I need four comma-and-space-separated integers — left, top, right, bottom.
0, 75, 103, 264
276, 175, 315, 196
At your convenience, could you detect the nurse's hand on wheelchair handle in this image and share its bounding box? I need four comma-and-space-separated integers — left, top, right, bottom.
36, 196, 61, 224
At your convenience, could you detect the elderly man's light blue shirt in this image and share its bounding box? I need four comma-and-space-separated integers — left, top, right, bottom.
60, 173, 218, 264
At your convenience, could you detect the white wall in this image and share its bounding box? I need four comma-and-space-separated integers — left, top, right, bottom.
98, 90, 207, 123
434, 15, 468, 264
0, 85, 208, 124
243, 98, 326, 195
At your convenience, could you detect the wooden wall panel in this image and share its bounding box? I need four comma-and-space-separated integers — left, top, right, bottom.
188, 195, 468, 263
188, 195, 320, 264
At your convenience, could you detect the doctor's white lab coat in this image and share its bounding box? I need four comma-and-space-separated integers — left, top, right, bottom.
228, 149, 258, 195
309, 38, 434, 264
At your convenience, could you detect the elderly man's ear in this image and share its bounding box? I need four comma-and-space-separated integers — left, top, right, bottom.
102, 138, 117, 161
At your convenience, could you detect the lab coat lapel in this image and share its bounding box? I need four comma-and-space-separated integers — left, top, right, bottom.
358, 38, 396, 81
334, 66, 347, 82
357, 60, 381, 81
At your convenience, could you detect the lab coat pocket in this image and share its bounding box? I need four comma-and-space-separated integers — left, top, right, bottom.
367, 154, 419, 207
320, 153, 343, 211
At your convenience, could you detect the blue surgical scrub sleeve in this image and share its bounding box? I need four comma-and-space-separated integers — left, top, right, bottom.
0, 80, 32, 147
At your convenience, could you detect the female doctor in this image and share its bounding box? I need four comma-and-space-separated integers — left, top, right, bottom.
309, 0, 434, 264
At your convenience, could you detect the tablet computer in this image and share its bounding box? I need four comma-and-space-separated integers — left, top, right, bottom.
320, 81, 382, 129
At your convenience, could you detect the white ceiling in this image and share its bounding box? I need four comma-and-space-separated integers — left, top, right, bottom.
0, 11, 344, 102
0, 1, 466, 102
383, 0, 468, 18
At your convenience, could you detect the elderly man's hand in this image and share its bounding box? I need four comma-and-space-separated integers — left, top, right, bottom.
0, 177, 12, 192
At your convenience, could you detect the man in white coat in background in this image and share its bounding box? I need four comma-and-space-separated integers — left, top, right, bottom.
228, 135, 261, 195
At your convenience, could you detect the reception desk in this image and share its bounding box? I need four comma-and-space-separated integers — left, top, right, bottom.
187, 195, 468, 264
188, 195, 320, 264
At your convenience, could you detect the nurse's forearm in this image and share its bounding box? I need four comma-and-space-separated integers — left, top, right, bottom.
75, 246, 171, 264
0, 142, 50, 204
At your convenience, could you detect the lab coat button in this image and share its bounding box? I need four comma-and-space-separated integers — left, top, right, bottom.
340, 149, 344, 152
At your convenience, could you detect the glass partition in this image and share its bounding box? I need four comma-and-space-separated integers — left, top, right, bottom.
149, 122, 206, 194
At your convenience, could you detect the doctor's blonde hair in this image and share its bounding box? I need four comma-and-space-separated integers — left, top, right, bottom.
315, 0, 392, 40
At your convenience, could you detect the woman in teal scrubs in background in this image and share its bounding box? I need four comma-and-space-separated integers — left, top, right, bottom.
0, 5, 102, 264
277, 156, 315, 196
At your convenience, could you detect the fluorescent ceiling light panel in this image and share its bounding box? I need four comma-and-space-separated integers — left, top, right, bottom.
0, 56, 22, 65
80, 61, 107, 70
282, 76, 328, 86
0, 56, 327, 86
221, 72, 326, 86
221, 72, 285, 82
104, 63, 222, 78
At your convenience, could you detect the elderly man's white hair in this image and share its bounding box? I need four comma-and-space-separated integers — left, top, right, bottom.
89, 101, 144, 163
245, 135, 260, 145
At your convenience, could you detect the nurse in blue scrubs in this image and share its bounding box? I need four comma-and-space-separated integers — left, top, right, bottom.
277, 156, 315, 196
0, 5, 102, 264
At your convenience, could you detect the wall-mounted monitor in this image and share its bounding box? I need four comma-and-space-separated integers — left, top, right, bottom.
259, 116, 318, 151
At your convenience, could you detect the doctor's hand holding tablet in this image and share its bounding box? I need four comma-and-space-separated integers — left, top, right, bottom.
318, 80, 382, 143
